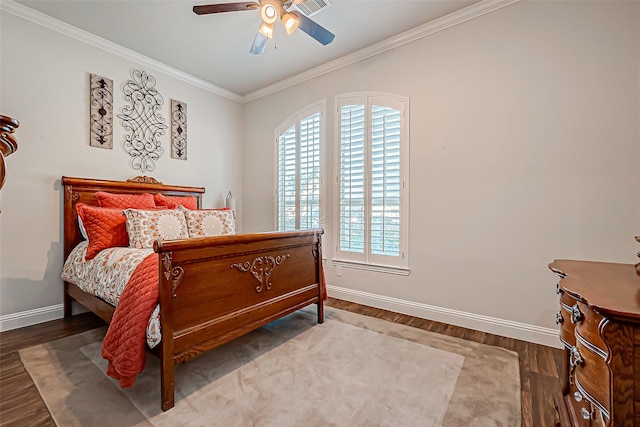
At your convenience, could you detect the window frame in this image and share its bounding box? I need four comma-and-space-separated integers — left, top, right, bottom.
333, 92, 410, 275
274, 100, 326, 231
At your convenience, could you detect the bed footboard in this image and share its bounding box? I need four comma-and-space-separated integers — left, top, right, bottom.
153, 229, 324, 411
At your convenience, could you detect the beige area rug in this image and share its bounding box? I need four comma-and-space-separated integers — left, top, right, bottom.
20, 307, 520, 426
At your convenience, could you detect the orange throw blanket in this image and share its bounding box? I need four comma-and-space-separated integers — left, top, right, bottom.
101, 253, 158, 388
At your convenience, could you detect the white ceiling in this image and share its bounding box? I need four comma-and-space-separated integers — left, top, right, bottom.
14, 0, 479, 97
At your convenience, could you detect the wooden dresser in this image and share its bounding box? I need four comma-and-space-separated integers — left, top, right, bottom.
550, 259, 640, 426
0, 115, 19, 190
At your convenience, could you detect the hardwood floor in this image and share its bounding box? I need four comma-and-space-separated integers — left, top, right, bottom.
0, 298, 562, 426
0, 312, 106, 427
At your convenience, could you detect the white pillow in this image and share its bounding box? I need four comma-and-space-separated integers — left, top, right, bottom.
179, 206, 235, 238
123, 209, 189, 249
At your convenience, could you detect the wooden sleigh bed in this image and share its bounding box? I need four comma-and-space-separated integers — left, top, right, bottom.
62, 175, 325, 411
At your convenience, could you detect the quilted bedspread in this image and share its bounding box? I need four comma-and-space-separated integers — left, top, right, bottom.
101, 253, 158, 388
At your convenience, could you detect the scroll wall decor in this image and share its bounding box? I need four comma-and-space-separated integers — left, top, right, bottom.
118, 69, 167, 172
171, 99, 187, 160
89, 74, 113, 149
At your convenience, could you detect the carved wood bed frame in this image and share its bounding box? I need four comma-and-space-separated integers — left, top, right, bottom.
62, 176, 324, 411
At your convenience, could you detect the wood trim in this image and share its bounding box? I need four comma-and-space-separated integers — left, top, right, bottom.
554, 395, 573, 427
61, 176, 205, 195
65, 282, 114, 323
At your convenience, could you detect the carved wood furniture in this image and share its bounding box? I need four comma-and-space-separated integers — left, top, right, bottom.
0, 115, 19, 190
550, 259, 640, 426
636, 236, 640, 275
62, 176, 325, 411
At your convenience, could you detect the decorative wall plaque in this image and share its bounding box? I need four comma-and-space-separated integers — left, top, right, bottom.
118, 69, 167, 172
170, 99, 187, 160
89, 73, 113, 149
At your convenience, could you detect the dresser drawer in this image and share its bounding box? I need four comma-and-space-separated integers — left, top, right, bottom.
559, 389, 608, 427
560, 290, 578, 308
574, 340, 611, 419
559, 293, 578, 347
574, 302, 608, 356
565, 384, 596, 426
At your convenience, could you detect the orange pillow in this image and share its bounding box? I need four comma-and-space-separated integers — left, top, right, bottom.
95, 192, 156, 209
154, 193, 198, 210
76, 203, 129, 260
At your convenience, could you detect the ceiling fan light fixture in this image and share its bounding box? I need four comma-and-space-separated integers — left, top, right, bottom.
260, 4, 277, 24
281, 12, 299, 34
193, 1, 335, 52
258, 20, 275, 39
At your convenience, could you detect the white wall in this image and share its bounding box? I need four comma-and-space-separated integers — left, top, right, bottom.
243, 1, 640, 346
0, 10, 244, 327
1, 1, 638, 345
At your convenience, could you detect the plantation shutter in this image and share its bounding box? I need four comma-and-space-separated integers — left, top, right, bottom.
339, 104, 366, 254
336, 93, 408, 270
277, 108, 322, 231
299, 113, 321, 229
277, 124, 297, 230
370, 105, 401, 256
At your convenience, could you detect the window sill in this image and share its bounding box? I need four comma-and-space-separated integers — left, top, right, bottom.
332, 259, 410, 276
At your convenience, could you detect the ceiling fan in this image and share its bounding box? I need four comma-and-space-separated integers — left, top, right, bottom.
193, 0, 335, 55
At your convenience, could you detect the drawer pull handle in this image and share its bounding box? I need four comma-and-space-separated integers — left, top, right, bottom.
570, 346, 584, 368
580, 407, 591, 420
556, 311, 564, 325
570, 304, 583, 323
573, 391, 583, 402
551, 267, 567, 279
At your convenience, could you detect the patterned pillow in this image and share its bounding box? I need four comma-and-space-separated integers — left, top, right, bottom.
76, 203, 129, 260
96, 191, 156, 209
154, 193, 198, 210
180, 206, 235, 238
123, 209, 189, 249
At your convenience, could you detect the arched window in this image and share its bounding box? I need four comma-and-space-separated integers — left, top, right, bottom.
275, 101, 324, 231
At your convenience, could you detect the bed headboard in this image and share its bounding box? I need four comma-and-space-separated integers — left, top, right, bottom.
62, 175, 205, 259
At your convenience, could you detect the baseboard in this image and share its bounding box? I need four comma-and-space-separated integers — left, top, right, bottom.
0, 304, 64, 332
2, 289, 561, 348
327, 285, 562, 349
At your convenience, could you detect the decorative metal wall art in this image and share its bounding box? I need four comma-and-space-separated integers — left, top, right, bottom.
231, 254, 290, 293
89, 74, 113, 149
170, 99, 187, 160
118, 70, 167, 172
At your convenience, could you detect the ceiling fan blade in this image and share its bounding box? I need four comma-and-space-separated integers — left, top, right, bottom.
250, 30, 268, 55
193, 2, 260, 15
294, 13, 335, 45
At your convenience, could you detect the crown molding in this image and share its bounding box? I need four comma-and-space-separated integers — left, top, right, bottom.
0, 0, 243, 103
241, 0, 519, 103
2, 0, 518, 104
